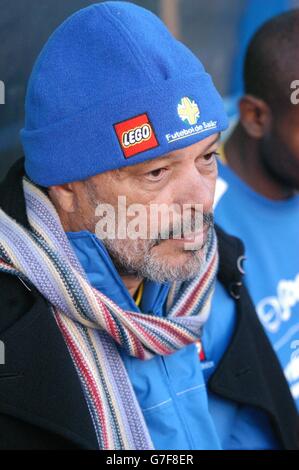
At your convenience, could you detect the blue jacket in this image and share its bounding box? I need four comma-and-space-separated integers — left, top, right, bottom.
66, 230, 285, 450
66, 230, 222, 450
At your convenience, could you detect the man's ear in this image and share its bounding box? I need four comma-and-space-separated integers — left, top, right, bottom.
239, 95, 272, 139
48, 183, 76, 213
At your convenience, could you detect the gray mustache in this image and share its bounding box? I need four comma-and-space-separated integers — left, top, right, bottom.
155, 213, 214, 243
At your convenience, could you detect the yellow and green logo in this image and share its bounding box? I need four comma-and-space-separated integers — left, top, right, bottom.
177, 97, 200, 126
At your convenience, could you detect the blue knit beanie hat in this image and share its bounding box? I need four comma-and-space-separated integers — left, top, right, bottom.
21, 1, 228, 187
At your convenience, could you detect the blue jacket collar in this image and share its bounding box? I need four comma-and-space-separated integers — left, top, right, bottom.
66, 230, 170, 316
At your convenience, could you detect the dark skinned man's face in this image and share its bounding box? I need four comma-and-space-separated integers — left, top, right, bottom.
261, 105, 299, 191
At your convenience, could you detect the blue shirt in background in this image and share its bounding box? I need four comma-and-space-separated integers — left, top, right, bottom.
214, 159, 299, 410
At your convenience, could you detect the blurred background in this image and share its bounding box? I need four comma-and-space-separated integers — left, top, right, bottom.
1, 0, 299, 180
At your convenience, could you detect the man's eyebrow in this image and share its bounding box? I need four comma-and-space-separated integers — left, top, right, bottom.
157, 133, 221, 162
128, 132, 222, 172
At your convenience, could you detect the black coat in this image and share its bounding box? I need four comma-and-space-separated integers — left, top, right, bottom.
0, 158, 297, 450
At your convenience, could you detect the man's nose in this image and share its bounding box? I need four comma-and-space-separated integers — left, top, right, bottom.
177, 167, 215, 213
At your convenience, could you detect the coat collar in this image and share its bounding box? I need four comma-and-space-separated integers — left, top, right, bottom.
66, 230, 170, 315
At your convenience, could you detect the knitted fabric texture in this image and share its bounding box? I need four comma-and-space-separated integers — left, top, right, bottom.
0, 177, 218, 449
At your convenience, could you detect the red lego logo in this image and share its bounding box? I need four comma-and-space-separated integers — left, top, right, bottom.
114, 113, 159, 159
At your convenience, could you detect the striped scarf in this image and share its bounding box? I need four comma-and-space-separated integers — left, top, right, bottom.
0, 176, 218, 450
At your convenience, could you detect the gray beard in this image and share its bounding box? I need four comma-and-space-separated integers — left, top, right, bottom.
102, 226, 212, 284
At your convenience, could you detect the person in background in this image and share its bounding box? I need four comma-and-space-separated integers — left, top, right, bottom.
206, 11, 299, 445
230, 0, 291, 98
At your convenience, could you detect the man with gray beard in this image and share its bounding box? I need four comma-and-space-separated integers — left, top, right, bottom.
0, 2, 297, 450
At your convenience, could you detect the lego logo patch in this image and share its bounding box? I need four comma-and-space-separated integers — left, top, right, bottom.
114, 113, 159, 158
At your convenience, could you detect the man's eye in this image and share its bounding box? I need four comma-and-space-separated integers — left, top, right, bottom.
203, 152, 219, 163
145, 168, 167, 180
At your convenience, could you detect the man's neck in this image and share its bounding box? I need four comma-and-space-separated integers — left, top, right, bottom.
224, 124, 294, 200
121, 275, 143, 298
